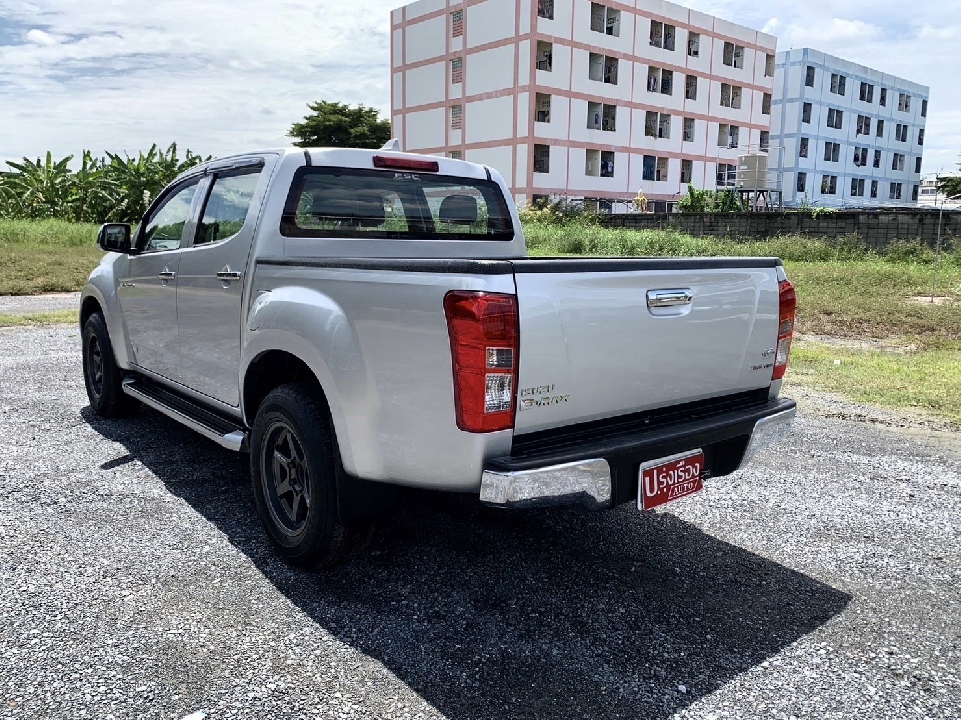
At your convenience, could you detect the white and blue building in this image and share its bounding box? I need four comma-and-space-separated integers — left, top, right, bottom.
769, 48, 929, 208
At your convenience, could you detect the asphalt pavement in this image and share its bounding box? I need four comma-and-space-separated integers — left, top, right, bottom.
0, 325, 958, 719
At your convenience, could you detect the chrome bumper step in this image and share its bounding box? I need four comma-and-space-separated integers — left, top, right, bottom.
122, 377, 247, 451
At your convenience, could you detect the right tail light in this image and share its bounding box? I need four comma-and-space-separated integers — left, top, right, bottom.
772, 279, 796, 380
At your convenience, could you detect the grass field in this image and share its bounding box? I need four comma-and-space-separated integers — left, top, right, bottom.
2, 217, 959, 423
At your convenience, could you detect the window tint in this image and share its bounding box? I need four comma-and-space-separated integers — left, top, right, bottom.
141, 180, 200, 252
282, 168, 514, 240
196, 170, 261, 245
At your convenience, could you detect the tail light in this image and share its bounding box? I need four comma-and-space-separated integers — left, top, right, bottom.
772, 279, 796, 380
373, 155, 439, 172
444, 291, 519, 433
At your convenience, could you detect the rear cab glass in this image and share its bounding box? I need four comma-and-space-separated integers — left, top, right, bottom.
281, 167, 514, 241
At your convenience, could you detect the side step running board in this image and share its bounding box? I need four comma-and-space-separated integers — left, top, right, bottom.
122, 377, 247, 452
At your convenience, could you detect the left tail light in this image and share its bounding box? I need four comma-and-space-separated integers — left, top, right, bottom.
444, 291, 519, 433
772, 279, 796, 380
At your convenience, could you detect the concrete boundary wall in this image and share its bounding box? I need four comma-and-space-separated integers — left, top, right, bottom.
600, 210, 961, 248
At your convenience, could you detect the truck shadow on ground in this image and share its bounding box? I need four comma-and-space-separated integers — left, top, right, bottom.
85, 406, 850, 720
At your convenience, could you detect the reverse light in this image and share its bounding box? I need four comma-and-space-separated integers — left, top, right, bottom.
772, 279, 796, 380
444, 291, 519, 433
372, 155, 439, 172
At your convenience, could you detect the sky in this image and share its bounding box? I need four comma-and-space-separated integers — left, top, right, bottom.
0, 0, 958, 176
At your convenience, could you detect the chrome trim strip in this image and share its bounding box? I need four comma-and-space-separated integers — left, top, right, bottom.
480, 458, 612, 509
122, 379, 247, 452
738, 406, 797, 470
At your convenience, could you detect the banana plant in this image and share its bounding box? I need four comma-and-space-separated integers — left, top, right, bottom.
4, 152, 74, 219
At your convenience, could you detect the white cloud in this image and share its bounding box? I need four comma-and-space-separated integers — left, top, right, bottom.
0, 0, 958, 177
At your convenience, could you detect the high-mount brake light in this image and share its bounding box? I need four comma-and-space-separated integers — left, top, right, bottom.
772, 279, 796, 380
372, 155, 439, 172
444, 291, 519, 433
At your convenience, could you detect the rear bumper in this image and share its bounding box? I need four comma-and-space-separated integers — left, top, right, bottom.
481, 396, 797, 509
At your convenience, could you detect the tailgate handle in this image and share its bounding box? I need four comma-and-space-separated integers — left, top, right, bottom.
647, 289, 693, 308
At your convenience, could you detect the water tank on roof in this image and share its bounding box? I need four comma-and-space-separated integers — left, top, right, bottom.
736, 154, 768, 189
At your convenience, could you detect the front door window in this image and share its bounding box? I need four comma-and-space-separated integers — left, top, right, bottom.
141, 181, 200, 252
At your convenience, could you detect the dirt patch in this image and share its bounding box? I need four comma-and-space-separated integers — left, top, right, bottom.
906, 295, 956, 306
794, 333, 918, 353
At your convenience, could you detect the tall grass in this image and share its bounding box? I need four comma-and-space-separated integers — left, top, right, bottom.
0, 218, 100, 247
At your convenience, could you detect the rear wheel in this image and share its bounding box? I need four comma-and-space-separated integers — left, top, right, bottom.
82, 312, 136, 417
249, 383, 367, 568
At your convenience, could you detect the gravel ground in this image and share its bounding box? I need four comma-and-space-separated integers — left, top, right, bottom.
0, 292, 80, 315
0, 325, 958, 720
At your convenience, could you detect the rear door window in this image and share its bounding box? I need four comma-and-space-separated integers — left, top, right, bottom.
195, 168, 262, 245
281, 167, 514, 240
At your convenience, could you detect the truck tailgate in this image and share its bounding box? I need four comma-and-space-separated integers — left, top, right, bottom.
511, 258, 783, 434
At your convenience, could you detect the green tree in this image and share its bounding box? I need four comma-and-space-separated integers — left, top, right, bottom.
289, 101, 392, 149
3, 152, 74, 219
937, 156, 961, 199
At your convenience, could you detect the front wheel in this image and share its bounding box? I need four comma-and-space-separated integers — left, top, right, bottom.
249, 383, 366, 568
82, 312, 136, 418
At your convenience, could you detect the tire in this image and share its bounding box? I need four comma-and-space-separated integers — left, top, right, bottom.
249, 383, 367, 568
82, 312, 137, 418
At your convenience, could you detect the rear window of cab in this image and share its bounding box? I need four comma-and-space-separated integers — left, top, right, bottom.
281, 167, 514, 241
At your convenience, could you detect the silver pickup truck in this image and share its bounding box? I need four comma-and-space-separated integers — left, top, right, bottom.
81, 147, 797, 566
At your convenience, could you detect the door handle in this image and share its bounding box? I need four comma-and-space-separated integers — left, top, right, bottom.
646, 289, 693, 308
158, 269, 177, 279
216, 268, 243, 282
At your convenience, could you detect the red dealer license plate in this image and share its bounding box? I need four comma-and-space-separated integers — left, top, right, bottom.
637, 450, 705, 511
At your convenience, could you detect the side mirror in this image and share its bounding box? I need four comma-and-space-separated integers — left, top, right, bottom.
98, 223, 132, 253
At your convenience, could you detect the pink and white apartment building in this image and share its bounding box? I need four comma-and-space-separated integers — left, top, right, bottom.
390, 0, 777, 208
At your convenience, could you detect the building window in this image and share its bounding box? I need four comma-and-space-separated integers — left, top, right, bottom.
451, 10, 464, 37
658, 113, 671, 139
647, 66, 670, 94
850, 178, 865, 197
892, 153, 905, 172
601, 152, 615, 176
449, 150, 462, 160
829, 73, 846, 96
718, 124, 739, 148
681, 159, 693, 184
874, 150, 882, 168
650, 21, 676, 50
591, 3, 620, 36
717, 162, 736, 187
797, 172, 807, 193
889, 182, 903, 200
585, 149, 600, 176
450, 104, 462, 130
451, 57, 463, 84
799, 137, 809, 158
915, 156, 922, 173
762, 93, 771, 115
645, 111, 671, 139
856, 115, 871, 136
802, 102, 812, 124
537, 0, 553, 20
859, 82, 874, 103
642, 155, 656, 181
688, 32, 700, 57
592, 53, 618, 84
853, 146, 868, 167
876, 119, 884, 138
683, 117, 695, 142
588, 102, 617, 131
533, 144, 550, 173
823, 141, 840, 163
720, 83, 742, 109
805, 66, 816, 87
685, 74, 697, 100
895, 123, 908, 142
536, 41, 552, 71
655, 156, 668, 181
826, 108, 843, 130
912, 184, 919, 201
898, 93, 911, 112
921, 99, 928, 117
760, 131, 769, 150
918, 128, 925, 146
722, 42, 744, 69
879, 88, 887, 107
535, 93, 551, 123
765, 53, 775, 77
821, 175, 837, 195
871, 180, 878, 198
